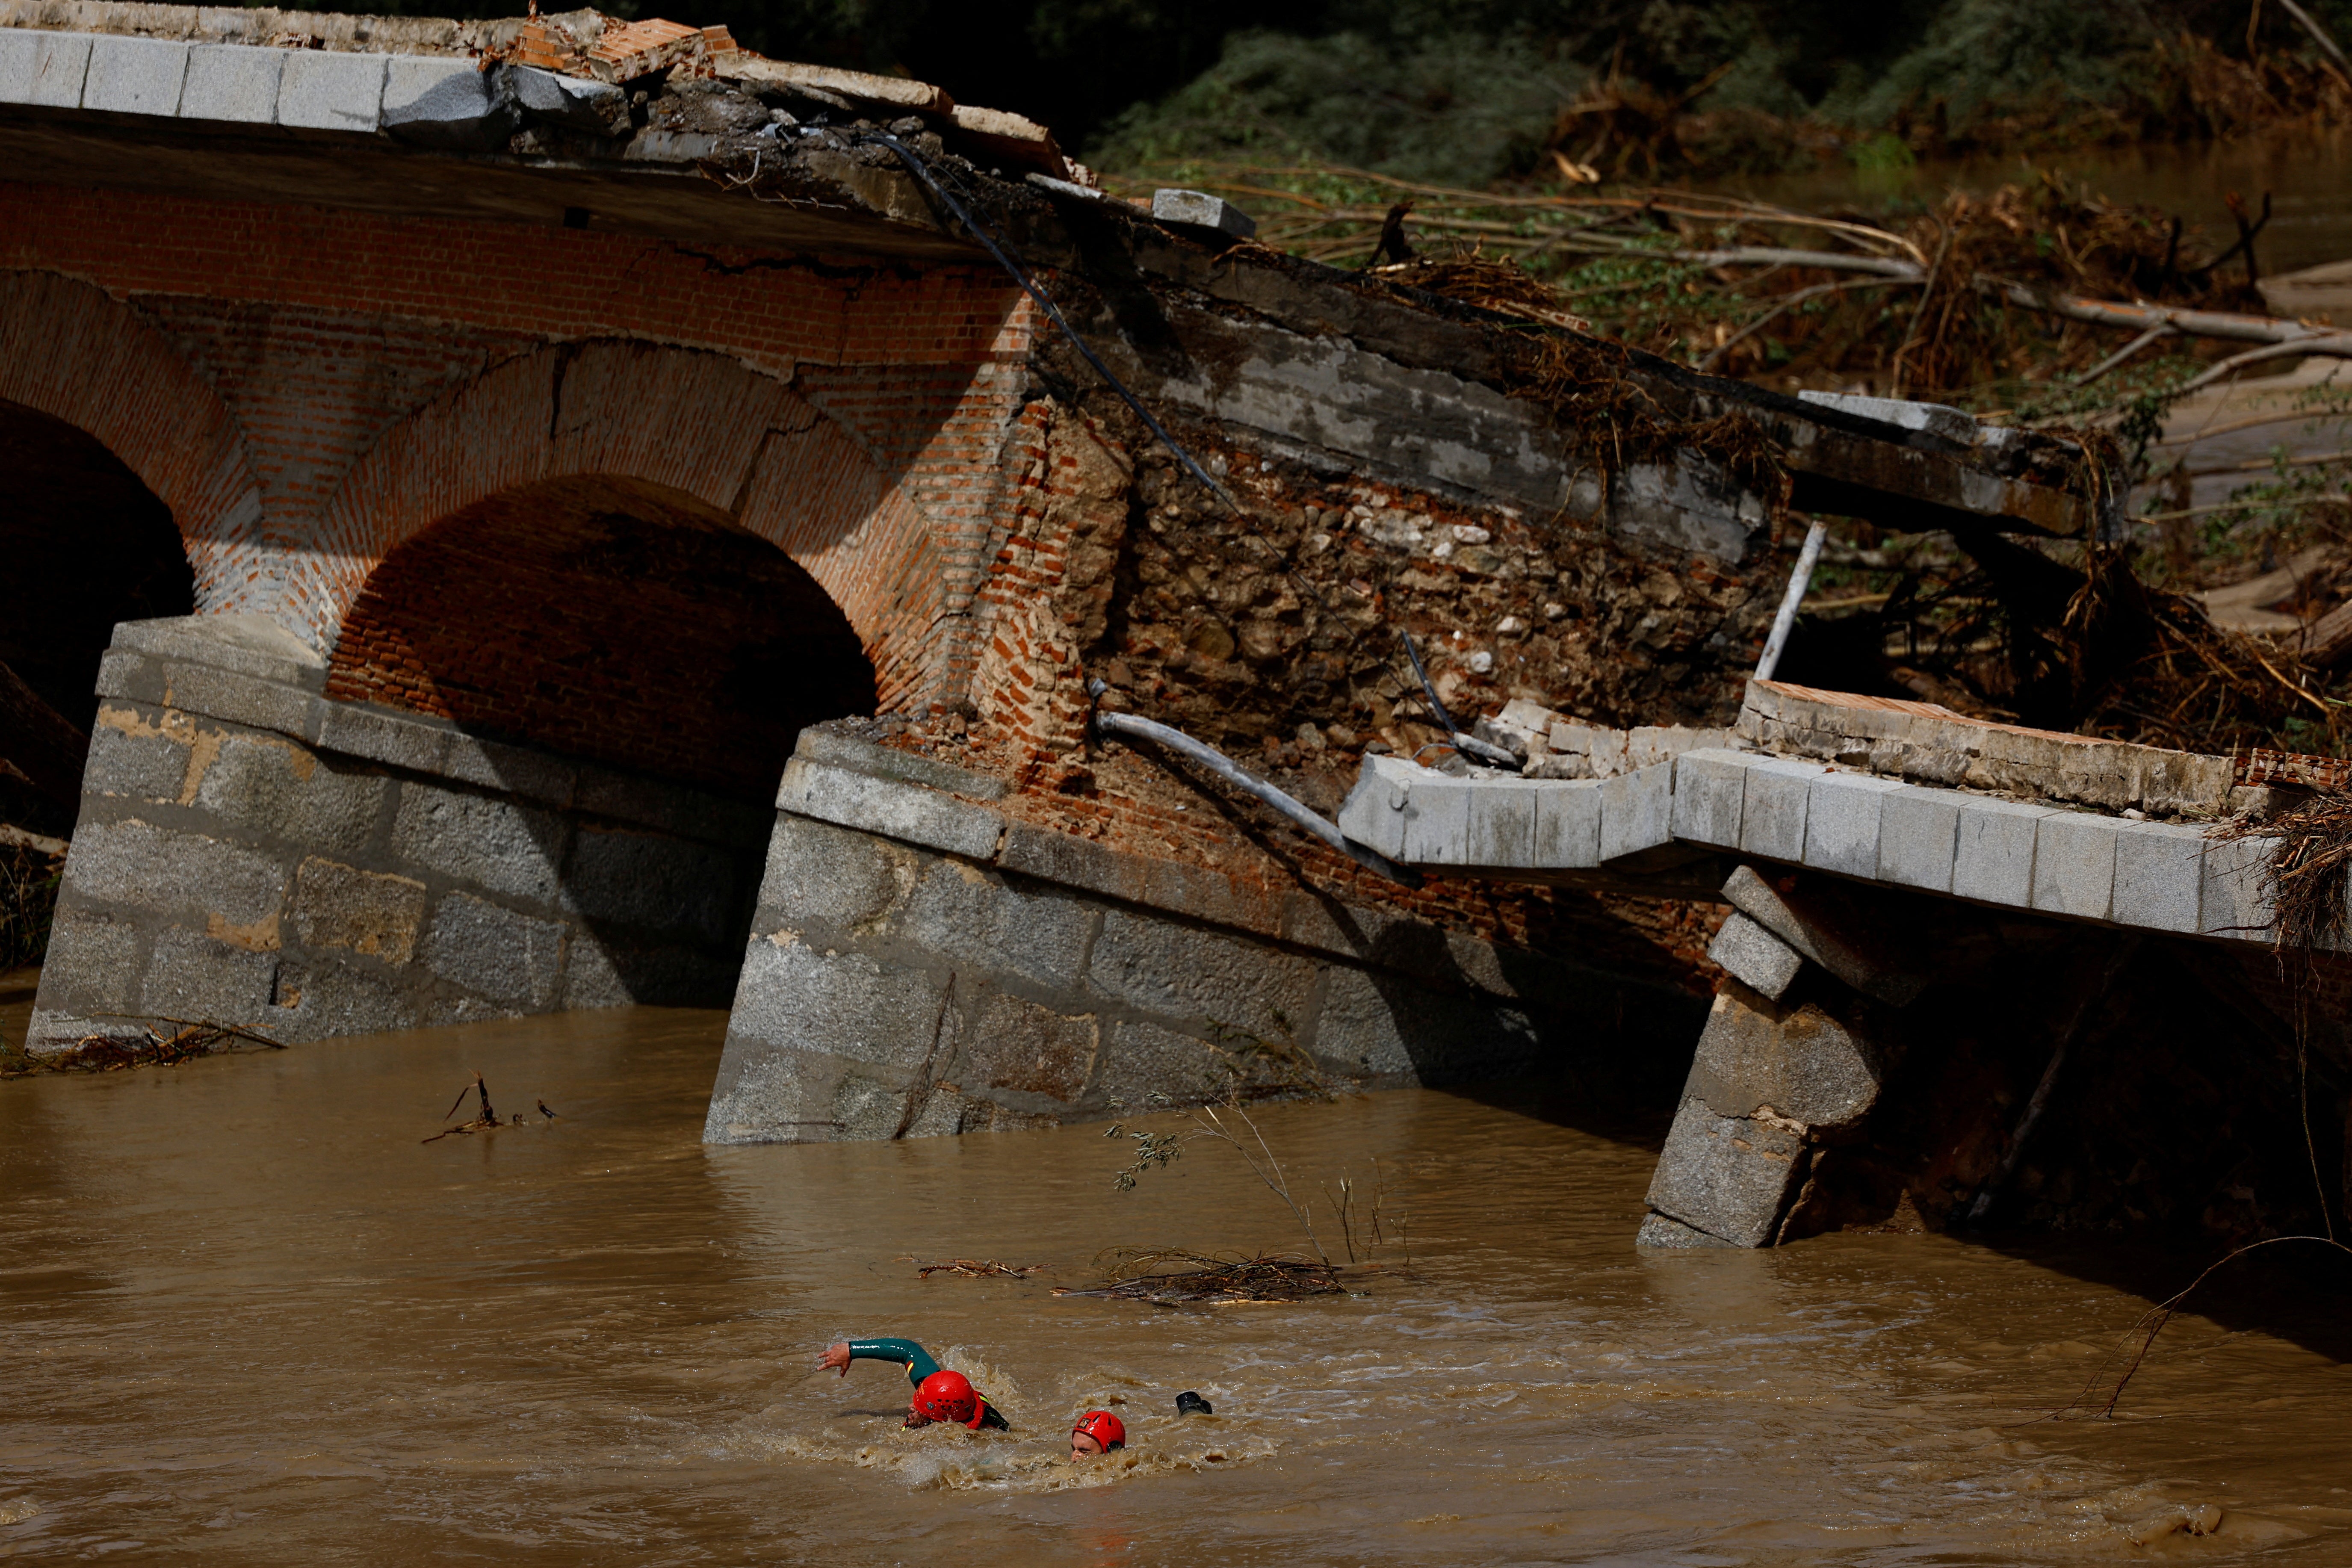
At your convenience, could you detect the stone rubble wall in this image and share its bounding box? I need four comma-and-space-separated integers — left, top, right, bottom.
702, 722, 1705, 1143
30, 615, 768, 1051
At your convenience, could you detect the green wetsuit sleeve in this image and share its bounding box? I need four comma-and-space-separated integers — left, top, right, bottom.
847, 1338, 942, 1386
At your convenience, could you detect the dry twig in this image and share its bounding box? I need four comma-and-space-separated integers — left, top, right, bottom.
898, 1257, 1052, 1278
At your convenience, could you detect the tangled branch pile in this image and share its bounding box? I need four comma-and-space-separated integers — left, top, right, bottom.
1055, 1248, 1346, 1304
0, 832, 63, 974
1, 1018, 285, 1078
1111, 160, 2308, 412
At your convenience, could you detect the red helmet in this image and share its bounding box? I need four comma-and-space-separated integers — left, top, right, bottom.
1071, 1410, 1126, 1452
913, 1369, 986, 1429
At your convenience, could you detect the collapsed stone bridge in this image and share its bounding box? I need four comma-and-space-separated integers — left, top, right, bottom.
0, 1, 2257, 1246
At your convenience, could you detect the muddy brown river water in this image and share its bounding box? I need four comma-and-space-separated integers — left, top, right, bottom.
4, 1007, 2351, 1564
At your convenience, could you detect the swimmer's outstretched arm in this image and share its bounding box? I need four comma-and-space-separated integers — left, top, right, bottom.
816, 1338, 943, 1387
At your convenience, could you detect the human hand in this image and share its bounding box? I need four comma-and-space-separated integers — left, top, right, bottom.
818, 1341, 853, 1377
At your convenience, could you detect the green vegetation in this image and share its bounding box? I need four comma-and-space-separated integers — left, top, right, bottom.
338, 0, 2352, 180
1087, 0, 2352, 183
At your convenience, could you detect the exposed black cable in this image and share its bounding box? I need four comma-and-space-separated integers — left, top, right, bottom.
856, 132, 1244, 513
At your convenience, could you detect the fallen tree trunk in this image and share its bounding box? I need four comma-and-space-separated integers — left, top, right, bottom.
2303, 599, 2352, 669
1978, 278, 2352, 349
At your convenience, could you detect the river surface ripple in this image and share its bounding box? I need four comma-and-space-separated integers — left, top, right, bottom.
3, 1008, 2349, 1565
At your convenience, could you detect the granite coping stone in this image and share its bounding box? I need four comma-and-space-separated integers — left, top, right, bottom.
179, 40, 280, 121
1738, 756, 1827, 863
1670, 748, 1752, 849
792, 723, 1010, 802
275, 46, 384, 131
1362, 746, 2283, 946
1599, 762, 1675, 862
82, 33, 185, 115
1805, 770, 1908, 880
0, 28, 92, 106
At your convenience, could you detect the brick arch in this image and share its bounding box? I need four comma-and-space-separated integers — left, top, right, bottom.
309, 339, 946, 708
0, 270, 267, 608
325, 473, 877, 800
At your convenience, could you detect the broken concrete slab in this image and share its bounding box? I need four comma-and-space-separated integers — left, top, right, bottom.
1722, 864, 1925, 1006
1151, 188, 1256, 242
719, 54, 950, 114
381, 53, 514, 150
1740, 679, 2237, 817
506, 62, 626, 135
1644, 1096, 1808, 1248
1683, 981, 1883, 1131
1797, 388, 1981, 446
1707, 912, 1804, 1001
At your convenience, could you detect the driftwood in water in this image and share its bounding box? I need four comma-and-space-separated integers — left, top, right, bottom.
898, 1256, 1052, 1279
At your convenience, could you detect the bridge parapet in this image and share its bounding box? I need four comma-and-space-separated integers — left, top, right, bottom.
1334, 687, 2319, 1248
1336, 706, 2283, 947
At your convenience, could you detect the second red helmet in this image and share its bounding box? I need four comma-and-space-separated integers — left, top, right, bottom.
1071, 1410, 1126, 1451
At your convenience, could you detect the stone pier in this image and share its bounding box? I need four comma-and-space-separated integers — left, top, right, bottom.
702, 723, 1705, 1142
32, 616, 768, 1048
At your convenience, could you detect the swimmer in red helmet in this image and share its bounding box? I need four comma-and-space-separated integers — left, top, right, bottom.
817, 1338, 1011, 1431
1069, 1410, 1125, 1460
